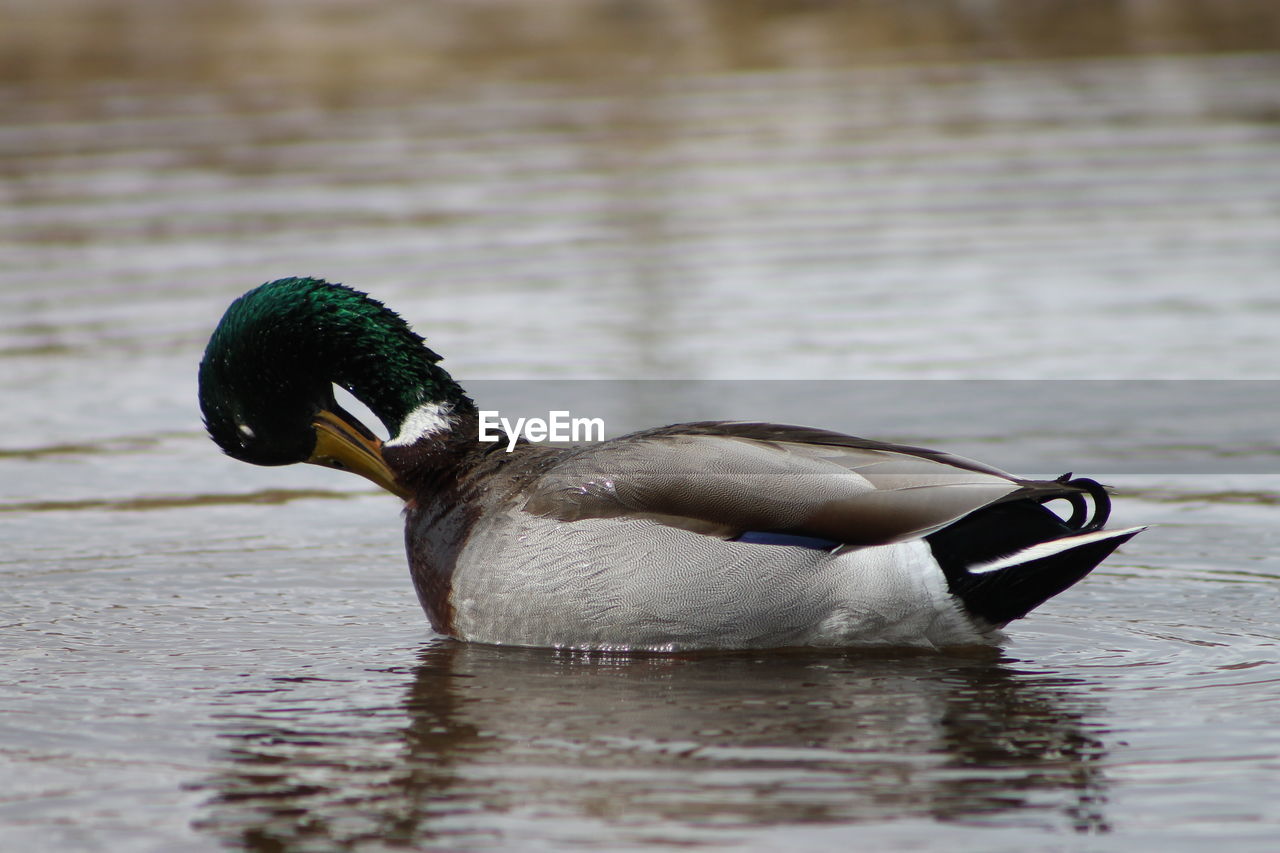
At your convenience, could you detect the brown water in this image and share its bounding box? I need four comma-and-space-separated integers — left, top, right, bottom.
3, 1, 1280, 850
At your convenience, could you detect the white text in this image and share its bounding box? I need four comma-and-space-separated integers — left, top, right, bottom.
478, 410, 605, 451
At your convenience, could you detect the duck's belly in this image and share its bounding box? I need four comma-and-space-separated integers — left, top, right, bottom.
442, 510, 985, 651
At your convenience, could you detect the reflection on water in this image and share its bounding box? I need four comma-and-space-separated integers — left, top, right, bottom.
195, 643, 1108, 848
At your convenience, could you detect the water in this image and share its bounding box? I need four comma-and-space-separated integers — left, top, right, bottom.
3, 1, 1280, 849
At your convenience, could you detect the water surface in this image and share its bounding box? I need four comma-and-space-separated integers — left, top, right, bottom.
3, 1, 1280, 849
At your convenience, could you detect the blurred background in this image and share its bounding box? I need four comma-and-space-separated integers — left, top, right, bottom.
4, 0, 1278, 397
4, 3, 1280, 851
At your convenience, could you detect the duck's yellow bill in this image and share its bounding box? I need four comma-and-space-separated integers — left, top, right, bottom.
308, 409, 411, 500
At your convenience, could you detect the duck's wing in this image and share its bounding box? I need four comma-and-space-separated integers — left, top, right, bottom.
522, 421, 1098, 547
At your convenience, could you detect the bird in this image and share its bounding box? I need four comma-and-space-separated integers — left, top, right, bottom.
199, 276, 1143, 651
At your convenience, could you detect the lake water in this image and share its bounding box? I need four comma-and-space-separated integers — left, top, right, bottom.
3, 1, 1280, 849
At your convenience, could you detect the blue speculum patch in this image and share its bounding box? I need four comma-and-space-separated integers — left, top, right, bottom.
734, 531, 840, 551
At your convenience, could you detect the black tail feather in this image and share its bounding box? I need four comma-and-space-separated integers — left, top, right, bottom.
928, 491, 1136, 628
1055, 477, 1111, 532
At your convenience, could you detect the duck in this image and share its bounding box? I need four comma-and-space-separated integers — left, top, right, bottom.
198, 277, 1143, 651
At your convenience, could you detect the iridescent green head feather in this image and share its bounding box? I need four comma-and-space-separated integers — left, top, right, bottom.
198, 277, 472, 477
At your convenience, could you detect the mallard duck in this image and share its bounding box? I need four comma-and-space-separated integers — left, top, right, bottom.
199, 277, 1142, 651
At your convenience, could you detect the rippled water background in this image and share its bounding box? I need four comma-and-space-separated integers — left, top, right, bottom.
3, 1, 1280, 849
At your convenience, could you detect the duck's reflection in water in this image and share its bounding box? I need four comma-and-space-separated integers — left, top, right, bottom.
195, 642, 1109, 849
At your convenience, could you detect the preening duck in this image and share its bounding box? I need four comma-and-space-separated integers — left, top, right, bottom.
199, 277, 1143, 651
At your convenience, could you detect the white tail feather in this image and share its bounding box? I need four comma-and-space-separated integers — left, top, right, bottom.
967, 526, 1147, 575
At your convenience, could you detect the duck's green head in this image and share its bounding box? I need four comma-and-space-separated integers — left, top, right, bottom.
198, 277, 473, 497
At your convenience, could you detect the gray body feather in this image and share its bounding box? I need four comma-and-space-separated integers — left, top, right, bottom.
448, 511, 982, 651
521, 424, 1039, 546
399, 421, 1118, 650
